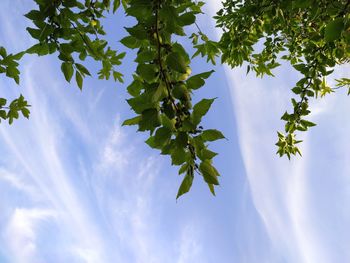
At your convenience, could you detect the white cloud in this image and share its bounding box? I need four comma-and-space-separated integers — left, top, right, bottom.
4, 208, 56, 263
176, 225, 201, 263
98, 117, 131, 173
0, 168, 38, 198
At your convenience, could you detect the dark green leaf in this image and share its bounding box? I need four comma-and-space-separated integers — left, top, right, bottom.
138, 108, 161, 131
120, 36, 140, 49
75, 71, 83, 90
113, 0, 120, 12
137, 64, 158, 83
75, 63, 91, 76
171, 147, 187, 165
61, 62, 74, 82
178, 12, 196, 26
325, 18, 344, 42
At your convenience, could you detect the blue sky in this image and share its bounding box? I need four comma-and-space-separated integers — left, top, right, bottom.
0, 1, 350, 263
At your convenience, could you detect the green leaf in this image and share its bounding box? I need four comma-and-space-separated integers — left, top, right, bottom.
171, 147, 187, 165
75, 71, 83, 90
178, 163, 189, 175
135, 50, 155, 63
166, 52, 188, 73
300, 119, 316, 127
138, 108, 161, 131
127, 93, 157, 114
21, 108, 30, 118
176, 172, 194, 199
199, 160, 219, 185
113, 0, 120, 12
26, 43, 50, 56
208, 183, 216, 196
202, 129, 225, 141
113, 71, 124, 82
126, 3, 152, 19
0, 47, 7, 57
0, 98, 7, 107
152, 127, 172, 148
198, 148, 218, 160
61, 62, 74, 82
136, 64, 158, 83
171, 83, 188, 100
192, 98, 215, 126
175, 132, 188, 148
125, 26, 148, 40
161, 114, 176, 131
186, 75, 205, 90
152, 82, 167, 102
127, 78, 143, 96
26, 27, 41, 39
122, 116, 141, 126
75, 63, 91, 76
178, 12, 196, 26
325, 18, 344, 42
120, 36, 140, 49
0, 110, 7, 120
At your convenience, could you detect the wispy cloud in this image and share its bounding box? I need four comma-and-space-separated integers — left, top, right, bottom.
0, 168, 38, 198
176, 225, 201, 263
0, 63, 112, 262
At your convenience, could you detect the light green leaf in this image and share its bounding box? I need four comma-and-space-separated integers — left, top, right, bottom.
122, 116, 141, 126
202, 129, 225, 141
199, 160, 219, 185
192, 98, 215, 126
176, 172, 194, 199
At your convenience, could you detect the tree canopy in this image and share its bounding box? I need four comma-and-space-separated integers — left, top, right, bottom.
0, 0, 349, 198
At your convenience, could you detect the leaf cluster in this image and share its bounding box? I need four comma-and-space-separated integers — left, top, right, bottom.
121, 0, 224, 198
0, 95, 30, 124
216, 0, 350, 158
25, 0, 126, 89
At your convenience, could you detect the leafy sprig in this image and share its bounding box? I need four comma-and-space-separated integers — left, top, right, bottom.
121, 0, 224, 198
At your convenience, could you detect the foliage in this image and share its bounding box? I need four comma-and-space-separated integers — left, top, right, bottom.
0, 0, 349, 197
216, 0, 350, 159
121, 0, 223, 198
0, 47, 30, 124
